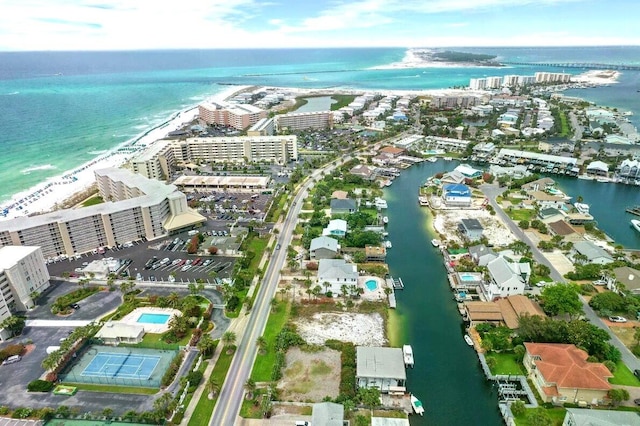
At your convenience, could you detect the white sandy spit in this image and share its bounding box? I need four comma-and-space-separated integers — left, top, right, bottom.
296, 312, 386, 347
571, 70, 620, 85
369, 48, 506, 70
0, 85, 248, 221
433, 209, 516, 247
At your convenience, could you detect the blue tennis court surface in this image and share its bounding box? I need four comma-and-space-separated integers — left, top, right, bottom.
81, 352, 160, 379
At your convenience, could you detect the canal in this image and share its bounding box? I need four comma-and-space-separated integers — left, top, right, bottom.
384, 161, 503, 426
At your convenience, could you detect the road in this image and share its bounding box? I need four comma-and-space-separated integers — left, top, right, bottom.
209, 163, 341, 426
481, 184, 640, 371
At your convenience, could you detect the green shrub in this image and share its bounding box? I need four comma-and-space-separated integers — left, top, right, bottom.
12, 408, 32, 419
185, 370, 203, 391
27, 380, 54, 392
0, 406, 9, 415
0, 344, 24, 361
161, 352, 184, 387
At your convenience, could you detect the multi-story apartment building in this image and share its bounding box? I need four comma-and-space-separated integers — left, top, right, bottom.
131, 140, 176, 180
0, 169, 205, 258
0, 246, 50, 338
275, 111, 333, 131
534, 72, 571, 84
198, 102, 266, 130
247, 117, 276, 136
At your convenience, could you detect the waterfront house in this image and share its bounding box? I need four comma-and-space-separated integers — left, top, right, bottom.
547, 221, 582, 243
562, 408, 640, 426
453, 164, 483, 179
527, 191, 569, 210
570, 241, 613, 265
379, 146, 405, 157
617, 159, 640, 180
464, 295, 545, 330
612, 266, 640, 294
521, 177, 556, 192
468, 244, 497, 266
442, 184, 472, 207
309, 236, 340, 260
459, 219, 484, 242
537, 208, 565, 224
523, 343, 612, 405
349, 164, 376, 180
317, 259, 358, 295
322, 219, 348, 238
472, 142, 496, 159
330, 198, 357, 216
488, 164, 529, 179
585, 160, 609, 177
365, 245, 387, 262
485, 257, 530, 300
311, 402, 345, 426
356, 346, 406, 394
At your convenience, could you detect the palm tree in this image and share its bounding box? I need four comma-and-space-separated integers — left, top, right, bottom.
340, 284, 348, 299
322, 281, 331, 295
207, 378, 220, 399
166, 292, 181, 309
256, 336, 267, 354
197, 334, 216, 356
245, 378, 256, 400
279, 288, 287, 301
222, 331, 236, 353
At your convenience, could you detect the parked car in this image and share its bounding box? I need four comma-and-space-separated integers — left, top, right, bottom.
609, 316, 627, 323
634, 398, 640, 406
634, 369, 640, 380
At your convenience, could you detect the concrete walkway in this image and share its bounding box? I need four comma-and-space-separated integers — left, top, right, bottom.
25, 319, 92, 327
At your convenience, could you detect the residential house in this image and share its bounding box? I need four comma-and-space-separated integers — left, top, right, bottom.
356, 346, 406, 393
570, 241, 614, 265
548, 221, 583, 243
464, 295, 545, 329
330, 198, 357, 216
311, 402, 345, 426
524, 343, 612, 404
309, 236, 340, 260
537, 208, 566, 224
486, 257, 530, 300
317, 259, 358, 295
522, 177, 556, 192
562, 408, 640, 426
528, 191, 569, 210
379, 146, 405, 157
468, 244, 497, 266
585, 161, 609, 177
442, 184, 472, 207
365, 245, 386, 262
349, 164, 376, 180
613, 266, 640, 294
459, 219, 484, 242
322, 219, 348, 237
453, 164, 483, 179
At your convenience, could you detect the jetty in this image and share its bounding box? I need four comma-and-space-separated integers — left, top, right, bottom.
626, 205, 640, 216
388, 290, 397, 309
386, 275, 404, 290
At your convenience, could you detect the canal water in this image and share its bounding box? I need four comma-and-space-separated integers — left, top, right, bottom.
384, 161, 503, 426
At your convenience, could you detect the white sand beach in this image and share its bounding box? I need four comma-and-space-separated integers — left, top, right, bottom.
571, 69, 620, 85
369, 48, 505, 70
0, 85, 248, 221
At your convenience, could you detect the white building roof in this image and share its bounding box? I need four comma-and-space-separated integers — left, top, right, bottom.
325, 219, 347, 233
586, 161, 609, 172
356, 346, 406, 380
0, 246, 40, 270
95, 321, 145, 340
318, 259, 357, 281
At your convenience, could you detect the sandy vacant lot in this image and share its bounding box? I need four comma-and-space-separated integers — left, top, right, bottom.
278, 347, 341, 402
296, 312, 386, 346
433, 208, 516, 247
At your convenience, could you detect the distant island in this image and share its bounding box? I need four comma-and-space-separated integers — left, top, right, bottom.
411, 49, 504, 67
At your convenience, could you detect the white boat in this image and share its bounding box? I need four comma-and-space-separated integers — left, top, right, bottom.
382, 216, 389, 224
403, 344, 414, 368
411, 394, 425, 416
631, 220, 640, 233
431, 239, 441, 247
574, 203, 590, 215
384, 240, 392, 249
418, 196, 430, 206
427, 157, 437, 162
464, 335, 473, 346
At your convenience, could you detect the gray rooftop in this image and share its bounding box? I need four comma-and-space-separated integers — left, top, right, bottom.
461, 218, 483, 231
468, 244, 495, 260
573, 241, 613, 261
356, 347, 406, 380
487, 257, 524, 286
311, 402, 344, 426
564, 408, 640, 426
310, 236, 339, 253
330, 198, 357, 211
318, 259, 357, 281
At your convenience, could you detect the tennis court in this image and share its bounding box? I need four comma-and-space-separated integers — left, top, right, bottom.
82, 352, 160, 380
59, 345, 177, 388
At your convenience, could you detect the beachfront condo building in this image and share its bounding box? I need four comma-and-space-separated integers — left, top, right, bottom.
0, 246, 50, 339
275, 111, 334, 131
534, 72, 571, 84
0, 169, 205, 258
247, 117, 276, 136
198, 101, 266, 130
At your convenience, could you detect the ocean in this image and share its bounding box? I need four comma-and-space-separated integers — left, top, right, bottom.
1, 46, 639, 202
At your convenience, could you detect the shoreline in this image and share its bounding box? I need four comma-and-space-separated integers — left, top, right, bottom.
369, 48, 508, 70
0, 85, 250, 221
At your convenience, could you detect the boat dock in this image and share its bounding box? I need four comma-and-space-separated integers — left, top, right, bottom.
403, 345, 414, 368
387, 275, 404, 290
388, 290, 397, 309
626, 205, 640, 216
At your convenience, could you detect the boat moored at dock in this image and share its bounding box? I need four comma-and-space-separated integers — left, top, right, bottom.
431, 239, 441, 247
632, 219, 640, 233
464, 334, 474, 346
411, 394, 425, 416
403, 344, 414, 368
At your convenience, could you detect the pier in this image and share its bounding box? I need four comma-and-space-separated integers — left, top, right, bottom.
626, 206, 640, 216
501, 61, 640, 71
386, 275, 404, 290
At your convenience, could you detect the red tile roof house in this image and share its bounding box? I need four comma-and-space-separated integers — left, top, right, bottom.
523, 343, 612, 405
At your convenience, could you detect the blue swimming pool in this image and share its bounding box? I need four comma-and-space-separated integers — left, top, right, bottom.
365, 279, 378, 291
459, 273, 477, 282
137, 313, 170, 324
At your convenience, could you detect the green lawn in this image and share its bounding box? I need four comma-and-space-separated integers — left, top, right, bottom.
250, 301, 291, 381
558, 110, 570, 137
609, 361, 640, 386
60, 382, 158, 394
188, 349, 236, 426
81, 196, 104, 207
508, 209, 534, 222
515, 407, 566, 426
485, 352, 526, 375
330, 94, 356, 110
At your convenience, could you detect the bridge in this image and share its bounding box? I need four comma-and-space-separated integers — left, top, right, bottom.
502, 61, 640, 71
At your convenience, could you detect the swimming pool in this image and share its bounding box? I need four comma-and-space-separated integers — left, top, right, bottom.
459, 273, 478, 282
137, 313, 170, 324
365, 279, 378, 291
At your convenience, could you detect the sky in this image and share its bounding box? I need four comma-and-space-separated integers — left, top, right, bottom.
1, 0, 639, 51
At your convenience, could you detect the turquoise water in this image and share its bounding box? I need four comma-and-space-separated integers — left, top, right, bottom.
137, 313, 170, 324
459, 273, 477, 282
2, 47, 640, 203
365, 279, 378, 291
